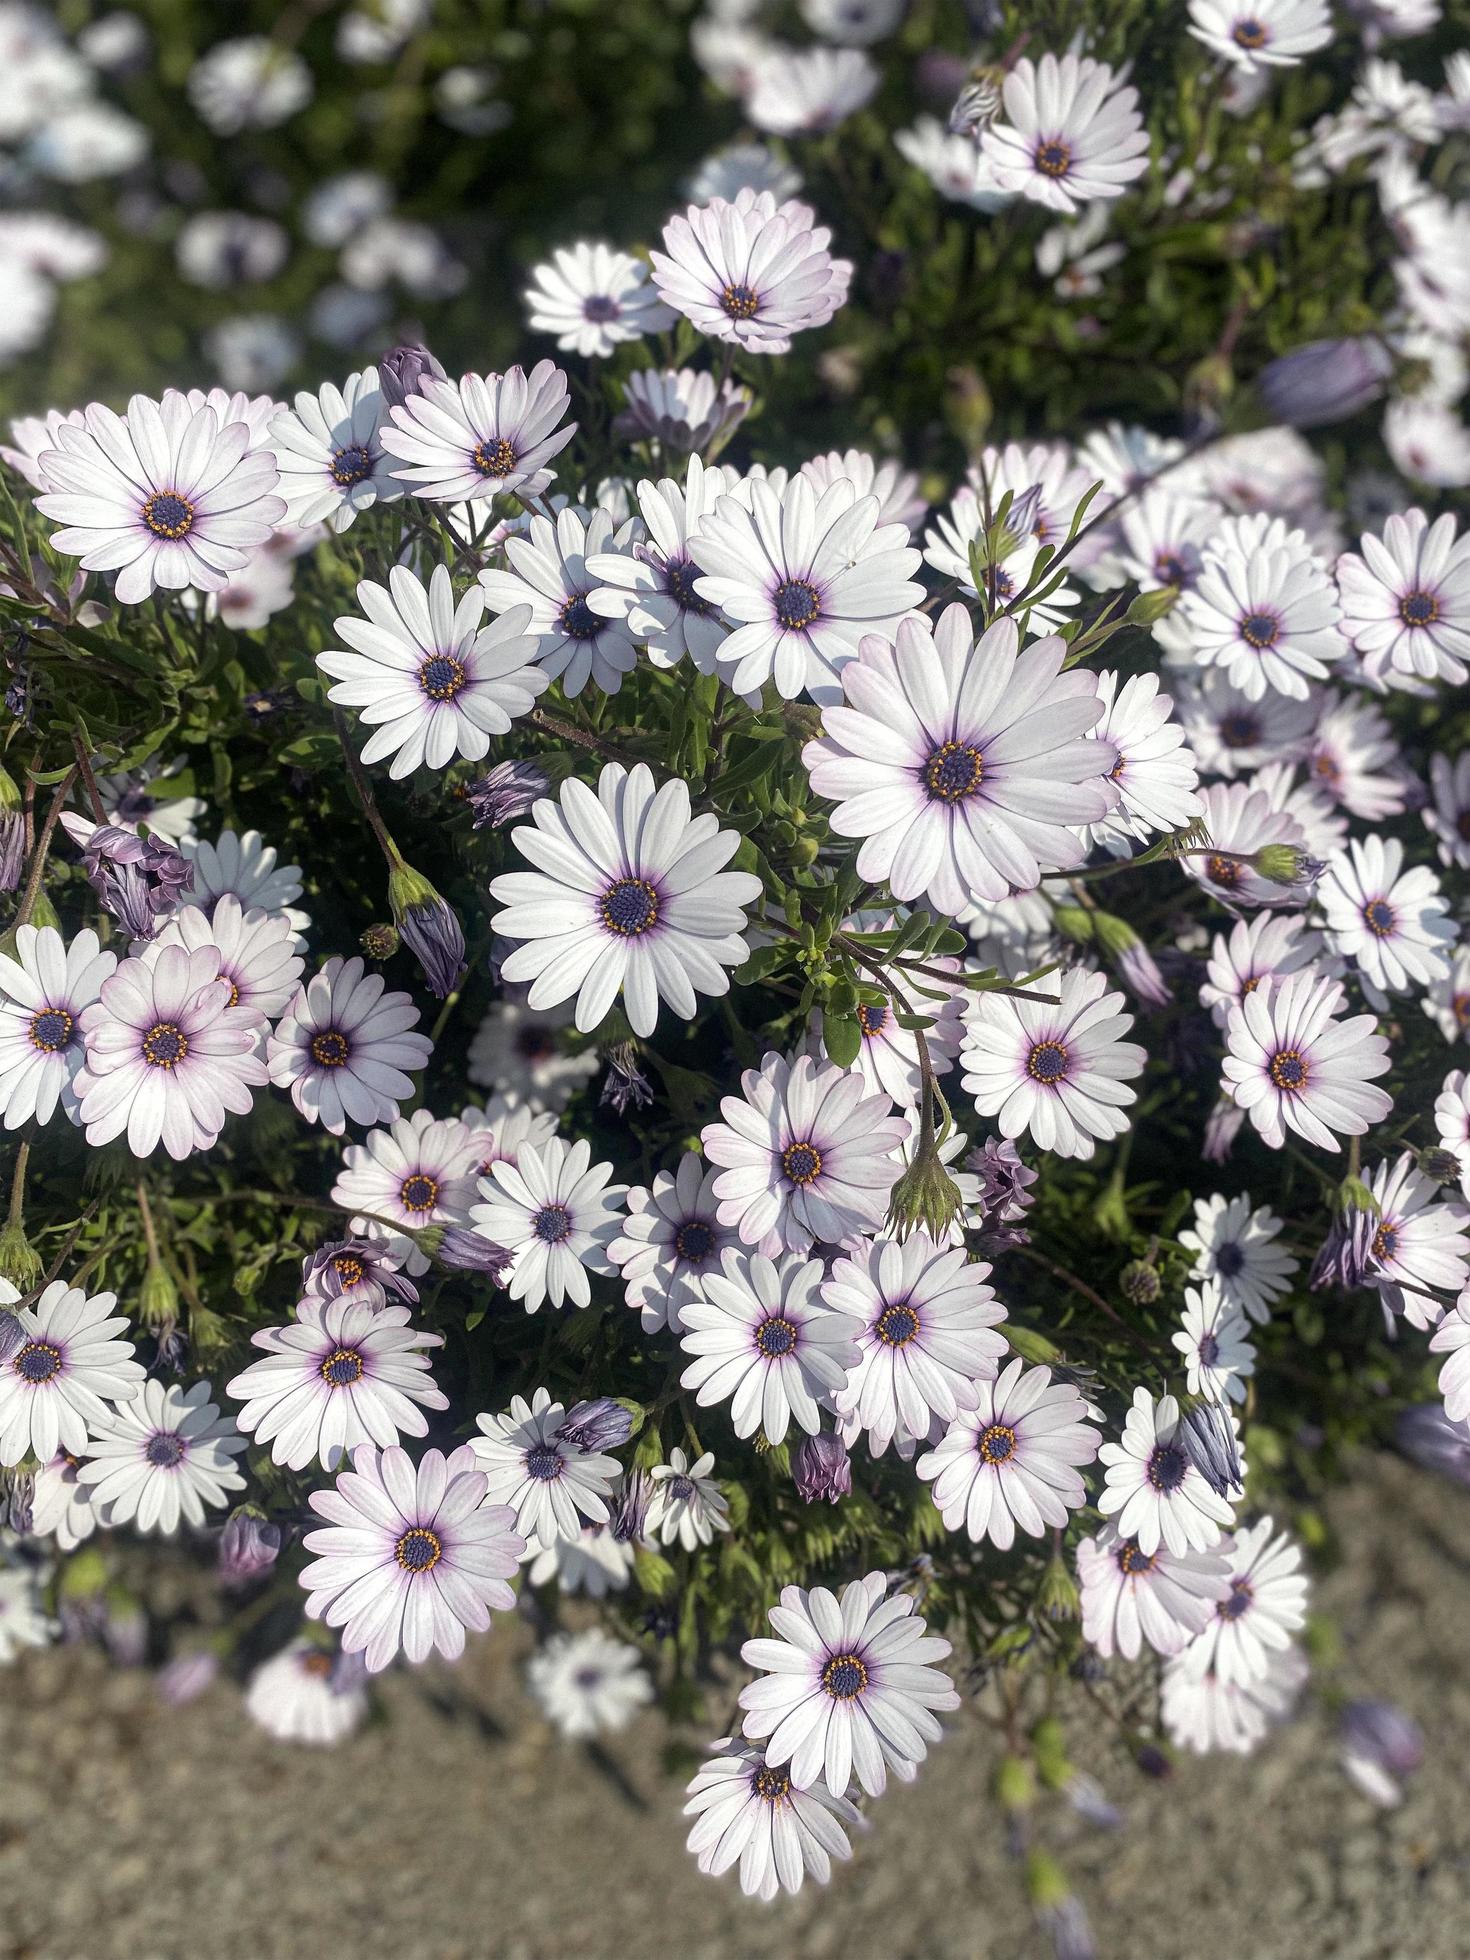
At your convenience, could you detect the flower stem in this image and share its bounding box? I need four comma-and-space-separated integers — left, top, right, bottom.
12, 766, 79, 929
332, 711, 401, 869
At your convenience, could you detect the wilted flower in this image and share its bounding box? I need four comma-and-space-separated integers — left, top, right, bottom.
1309, 1207, 1376, 1291
377, 342, 447, 411
465, 759, 548, 830
600, 1042, 654, 1116
218, 1511, 283, 1588
556, 1397, 634, 1454
792, 1430, 852, 1503
1339, 1699, 1424, 1807
1177, 1397, 1244, 1498
390, 861, 467, 999
67, 820, 193, 940
610, 1469, 655, 1543
1257, 337, 1393, 428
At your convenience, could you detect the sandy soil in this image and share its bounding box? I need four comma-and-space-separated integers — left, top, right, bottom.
2, 1452, 1467, 1960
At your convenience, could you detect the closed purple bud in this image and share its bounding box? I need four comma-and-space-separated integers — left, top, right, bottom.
156, 1651, 220, 1706
793, 1431, 851, 1503
1115, 938, 1170, 1008
103, 1600, 148, 1667
0, 1310, 23, 1364
1257, 337, 1393, 428
1178, 1400, 1243, 1498
378, 342, 447, 411
556, 1397, 633, 1453
435, 1227, 512, 1282
5, 1469, 33, 1533
610, 1469, 654, 1543
0, 811, 23, 892
218, 1511, 282, 1589
1065, 1772, 1124, 1831
465, 759, 548, 829
1395, 1403, 1470, 1488
398, 896, 467, 999
1309, 1208, 1375, 1291
1202, 1096, 1246, 1165
1339, 1699, 1424, 1807
1037, 1898, 1097, 1960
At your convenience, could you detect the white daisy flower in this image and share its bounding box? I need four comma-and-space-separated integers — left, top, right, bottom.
0, 1559, 53, 1662
650, 189, 852, 354
0, 925, 115, 1129
1318, 835, 1456, 1008
1179, 1516, 1309, 1686
4, 406, 88, 488
1337, 509, 1470, 691
489, 761, 763, 1039
301, 1442, 523, 1673
268, 368, 404, 534
268, 955, 432, 1135
1426, 752, 1470, 870
685, 142, 803, 204
815, 964, 967, 1113
894, 116, 1013, 208
1424, 946, 1470, 1043
75, 945, 267, 1159
648, 1446, 730, 1550
525, 1525, 635, 1597
960, 966, 1145, 1162
458, 1096, 558, 1181
1083, 670, 1203, 852
1198, 913, 1325, 1032
524, 241, 675, 357
679, 1249, 860, 1444
1188, 0, 1332, 68
920, 487, 1080, 628
244, 1641, 368, 1747
527, 1628, 652, 1737
747, 45, 878, 134
981, 52, 1149, 213
702, 1051, 908, 1255
1180, 1193, 1299, 1323
1364, 1152, 1469, 1330
179, 829, 305, 934
469, 1136, 626, 1312
92, 753, 206, 848
825, 1235, 1009, 1458
1177, 514, 1345, 700
1162, 1641, 1308, 1754
738, 1570, 959, 1797
1223, 969, 1393, 1152
608, 1154, 736, 1333
29, 1452, 108, 1550
477, 503, 639, 697
470, 1387, 621, 1547
79, 1379, 246, 1535
800, 447, 926, 535
331, 1109, 481, 1274
1172, 1283, 1257, 1405
1305, 694, 1408, 823
613, 366, 753, 453
0, 1282, 145, 1468
1035, 202, 1127, 299
586, 455, 740, 676
1430, 1296, 1470, 1422
1114, 490, 1221, 599
1076, 1525, 1232, 1660
146, 897, 302, 1027
36, 392, 284, 604
684, 1735, 861, 1903
803, 607, 1119, 912
1383, 398, 1470, 493
1097, 1387, 1237, 1556
688, 471, 923, 705
1173, 671, 1320, 779
917, 1357, 1100, 1547
187, 36, 312, 134
319, 564, 546, 779
226, 1297, 447, 1472
466, 996, 598, 1111
1184, 780, 1312, 910
379, 360, 575, 504
1435, 1071, 1470, 1202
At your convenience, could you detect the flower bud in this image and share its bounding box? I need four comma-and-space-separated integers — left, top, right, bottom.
138, 1258, 180, 1330
1418, 1146, 1463, 1186
377, 342, 447, 411
1125, 585, 1182, 625
555, 1397, 634, 1453
1258, 337, 1393, 428
0, 811, 23, 893
432, 1226, 512, 1282
1339, 1698, 1423, 1807
156, 1650, 220, 1706
389, 861, 467, 999
465, 759, 549, 829
0, 1310, 23, 1364
1037, 1551, 1080, 1623
1178, 1397, 1244, 1498
359, 922, 399, 960
0, 1220, 41, 1291
218, 1511, 282, 1589
610, 1469, 654, 1543
1119, 1259, 1161, 1306
1004, 1325, 1061, 1366
1251, 843, 1325, 891
885, 1137, 964, 1243
792, 1431, 851, 1503
995, 1753, 1036, 1814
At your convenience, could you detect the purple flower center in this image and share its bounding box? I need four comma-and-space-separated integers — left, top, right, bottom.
1239, 609, 1280, 649
1218, 712, 1260, 749
1219, 1576, 1254, 1618
558, 593, 600, 640
311, 1028, 351, 1068
1198, 1333, 1220, 1366
141, 490, 194, 539
320, 1347, 365, 1387
1154, 551, 1190, 587
142, 1022, 188, 1069
923, 741, 985, 802
1232, 16, 1268, 46
1034, 139, 1072, 178
673, 1218, 715, 1263
13, 1340, 62, 1384
582, 293, 621, 322
1362, 897, 1396, 938
472, 437, 517, 479
599, 876, 659, 937
664, 555, 712, 615
145, 1432, 186, 1468
1147, 1442, 1188, 1492
667, 1474, 696, 1501
533, 1203, 573, 1244
820, 1651, 869, 1699
419, 654, 467, 702
29, 1007, 74, 1053
977, 1422, 1017, 1465
857, 1002, 888, 1036
752, 1764, 790, 1804
525, 1443, 564, 1480
875, 1300, 920, 1348
330, 444, 373, 487
781, 1140, 823, 1185
399, 1172, 439, 1213
720, 282, 760, 320
1215, 1241, 1245, 1278
1026, 1040, 1068, 1085
1268, 1048, 1307, 1093
1372, 1221, 1399, 1262
1117, 1541, 1156, 1576
1398, 588, 1439, 627
772, 578, 821, 631
394, 1525, 442, 1573
754, 1315, 799, 1359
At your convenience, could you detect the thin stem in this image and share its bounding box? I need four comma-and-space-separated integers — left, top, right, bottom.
135, 1178, 163, 1270
6, 1137, 28, 1232
1010, 1243, 1158, 1361
529, 707, 655, 777
332, 711, 400, 869
13, 766, 79, 929
71, 734, 106, 824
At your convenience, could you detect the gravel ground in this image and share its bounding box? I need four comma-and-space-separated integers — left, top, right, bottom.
3, 1452, 1468, 1960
